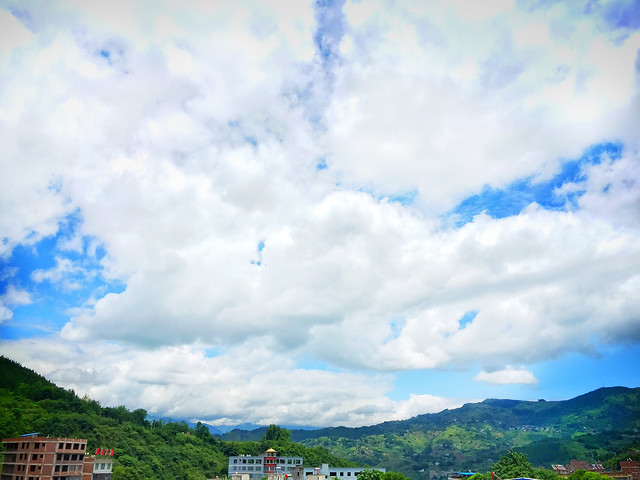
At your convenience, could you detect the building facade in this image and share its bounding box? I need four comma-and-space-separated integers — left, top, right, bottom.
1, 435, 89, 480
290, 464, 385, 480
228, 449, 303, 479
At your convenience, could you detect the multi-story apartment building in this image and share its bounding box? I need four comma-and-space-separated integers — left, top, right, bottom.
1, 435, 89, 480
1, 435, 113, 480
228, 449, 303, 479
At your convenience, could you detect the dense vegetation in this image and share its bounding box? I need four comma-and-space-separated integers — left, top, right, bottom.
0, 357, 352, 480
1, 356, 638, 480
222, 388, 640, 479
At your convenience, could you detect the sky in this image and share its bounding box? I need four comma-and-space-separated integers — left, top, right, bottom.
0, 0, 639, 429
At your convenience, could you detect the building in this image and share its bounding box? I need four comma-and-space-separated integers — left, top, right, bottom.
90, 450, 113, 480
228, 449, 303, 479
1, 435, 113, 480
620, 461, 639, 480
290, 464, 385, 480
1, 435, 89, 480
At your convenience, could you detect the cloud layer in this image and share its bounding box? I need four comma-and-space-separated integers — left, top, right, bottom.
1, 0, 639, 426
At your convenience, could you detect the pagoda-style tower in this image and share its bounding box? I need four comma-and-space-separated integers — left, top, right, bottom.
263, 448, 277, 474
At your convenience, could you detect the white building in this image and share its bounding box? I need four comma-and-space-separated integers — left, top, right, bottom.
290, 464, 386, 480
228, 449, 303, 480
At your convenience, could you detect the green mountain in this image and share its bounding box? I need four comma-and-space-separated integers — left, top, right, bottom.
221, 388, 640, 479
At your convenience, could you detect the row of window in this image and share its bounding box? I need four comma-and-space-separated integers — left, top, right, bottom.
54, 463, 81, 472
232, 458, 302, 465
58, 442, 85, 451
55, 453, 84, 461
2, 441, 85, 451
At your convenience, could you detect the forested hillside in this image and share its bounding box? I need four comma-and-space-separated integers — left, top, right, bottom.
0, 357, 352, 480
223, 388, 640, 479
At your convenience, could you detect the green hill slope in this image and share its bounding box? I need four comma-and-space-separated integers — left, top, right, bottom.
280, 388, 640, 478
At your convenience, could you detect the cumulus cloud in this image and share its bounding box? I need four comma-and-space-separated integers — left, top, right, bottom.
1, 0, 639, 426
0, 285, 32, 323
474, 366, 538, 386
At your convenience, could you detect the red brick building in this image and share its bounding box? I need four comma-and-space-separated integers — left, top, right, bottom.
1, 435, 90, 480
620, 461, 639, 480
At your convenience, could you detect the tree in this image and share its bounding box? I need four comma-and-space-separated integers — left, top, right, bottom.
568, 470, 612, 480
382, 472, 410, 480
358, 469, 384, 480
262, 424, 291, 443
491, 450, 534, 479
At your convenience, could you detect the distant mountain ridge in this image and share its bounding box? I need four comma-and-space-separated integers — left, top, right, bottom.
220, 387, 640, 478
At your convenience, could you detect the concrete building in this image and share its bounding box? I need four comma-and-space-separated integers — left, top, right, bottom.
228, 449, 303, 479
1, 435, 89, 480
90, 452, 113, 480
290, 464, 385, 480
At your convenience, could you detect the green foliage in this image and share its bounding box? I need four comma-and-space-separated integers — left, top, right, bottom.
491, 450, 534, 479
382, 471, 410, 480
532, 468, 561, 480
357, 469, 384, 480
263, 424, 291, 443
568, 470, 613, 480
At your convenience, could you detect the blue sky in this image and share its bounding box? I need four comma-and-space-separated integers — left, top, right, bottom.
1, 0, 639, 427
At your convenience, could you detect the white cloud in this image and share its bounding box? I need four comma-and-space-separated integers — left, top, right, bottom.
1, 0, 639, 426
474, 366, 538, 386
0, 285, 32, 323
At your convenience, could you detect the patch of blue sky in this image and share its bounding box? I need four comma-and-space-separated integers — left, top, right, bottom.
204, 347, 221, 358
316, 157, 328, 170
458, 311, 478, 330
0, 214, 124, 340
448, 141, 623, 227
534, 342, 640, 400
386, 190, 418, 206
314, 0, 346, 64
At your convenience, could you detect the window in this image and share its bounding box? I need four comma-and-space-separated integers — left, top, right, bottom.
30, 466, 36, 472
66, 443, 71, 449
34, 443, 40, 449
71, 454, 77, 460
348, 473, 352, 476
331, 473, 337, 477
288, 460, 292, 464
234, 459, 238, 464
59, 443, 64, 449
73, 444, 79, 450
249, 459, 254, 464
80, 444, 85, 451
340, 473, 344, 476
257, 460, 262, 464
